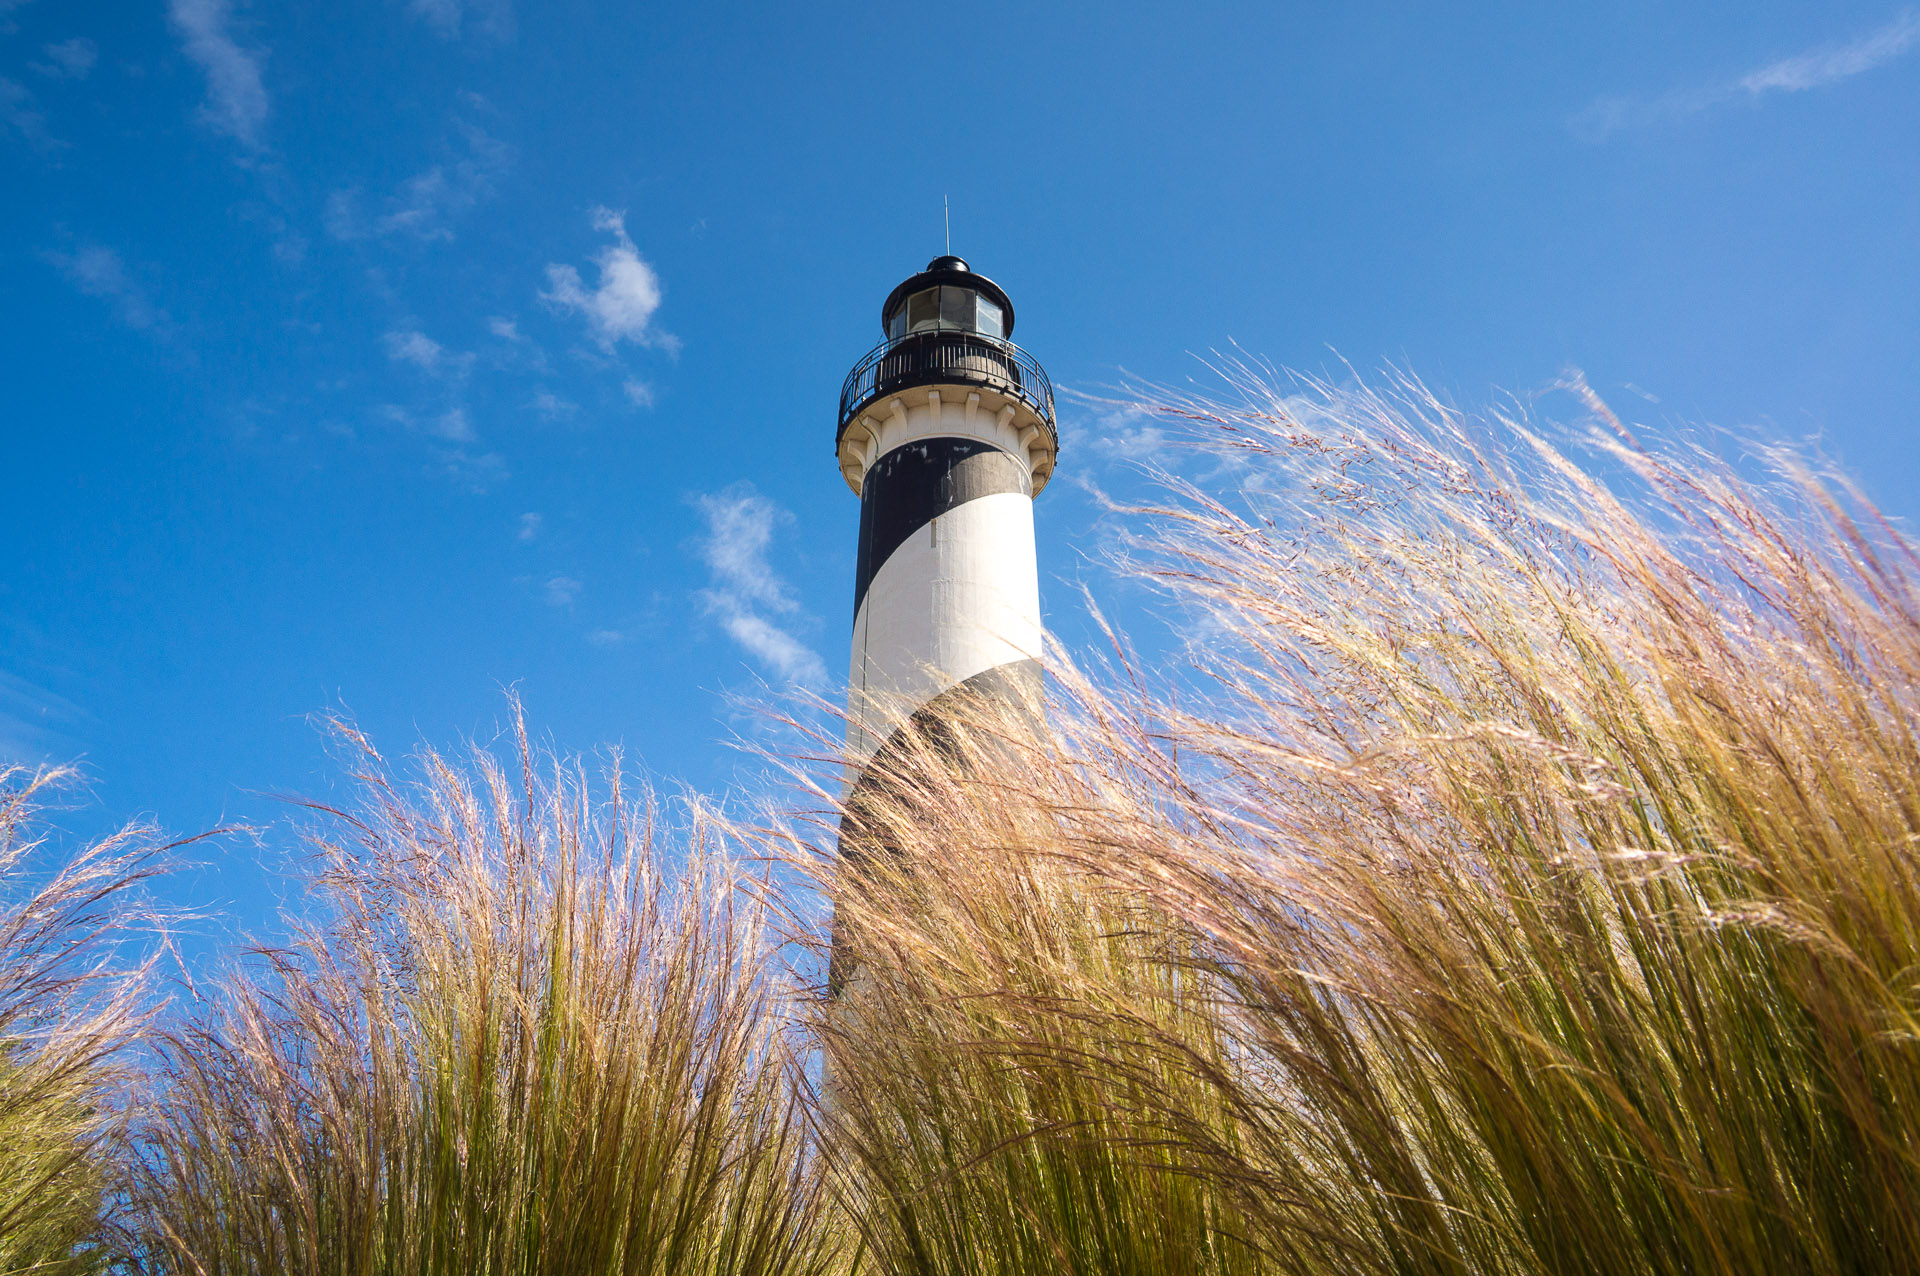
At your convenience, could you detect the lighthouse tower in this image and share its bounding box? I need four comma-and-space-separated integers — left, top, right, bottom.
834, 256, 1058, 794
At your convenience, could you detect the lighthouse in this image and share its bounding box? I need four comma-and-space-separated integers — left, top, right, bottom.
834, 256, 1058, 800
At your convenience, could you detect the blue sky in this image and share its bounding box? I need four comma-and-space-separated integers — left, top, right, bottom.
4, 0, 1918, 935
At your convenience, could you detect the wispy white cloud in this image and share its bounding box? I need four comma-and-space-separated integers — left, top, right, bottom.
1081, 403, 1172, 462
377, 327, 510, 488
379, 402, 474, 442
428, 406, 474, 442
376, 403, 504, 488
528, 389, 577, 421
516, 512, 541, 541
168, 0, 270, 150
480, 312, 550, 374
693, 483, 826, 687
1, 76, 58, 149
432, 446, 506, 490
32, 38, 98, 80
1740, 12, 1920, 91
698, 487, 801, 614
382, 326, 473, 380
383, 328, 447, 371
404, 0, 514, 43
621, 378, 656, 409
327, 120, 512, 243
544, 575, 581, 607
708, 609, 827, 688
44, 244, 166, 330
1577, 10, 1920, 139
542, 207, 676, 353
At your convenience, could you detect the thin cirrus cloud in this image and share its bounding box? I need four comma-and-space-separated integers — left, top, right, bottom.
693, 483, 827, 688
376, 404, 505, 491
167, 0, 270, 150
1, 75, 55, 148
44, 244, 166, 331
326, 120, 513, 243
378, 330, 507, 486
379, 403, 475, 444
404, 0, 514, 44
528, 390, 577, 421
1081, 403, 1172, 463
541, 207, 677, 353
1576, 9, 1920, 139
383, 326, 474, 380
32, 38, 98, 80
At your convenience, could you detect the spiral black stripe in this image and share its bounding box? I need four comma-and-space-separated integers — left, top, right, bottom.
830, 656, 1043, 995
840, 656, 1042, 840
852, 438, 1031, 616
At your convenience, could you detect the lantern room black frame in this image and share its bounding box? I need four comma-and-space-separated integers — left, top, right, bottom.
838, 256, 1058, 457
881, 255, 1017, 336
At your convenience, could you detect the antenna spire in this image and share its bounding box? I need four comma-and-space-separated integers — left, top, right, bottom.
944, 195, 950, 254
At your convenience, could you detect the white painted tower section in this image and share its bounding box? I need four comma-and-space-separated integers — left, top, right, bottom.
838, 386, 1055, 783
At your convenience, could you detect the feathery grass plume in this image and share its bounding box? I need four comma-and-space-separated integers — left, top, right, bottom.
1038, 366, 1920, 1274
128, 709, 834, 1276
0, 767, 163, 1274
785, 686, 1266, 1276
786, 362, 1920, 1276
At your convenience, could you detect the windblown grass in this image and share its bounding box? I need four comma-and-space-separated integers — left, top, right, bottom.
0, 768, 161, 1275
127, 714, 833, 1276
797, 369, 1920, 1275
99, 365, 1920, 1275
1102, 370, 1920, 1274
806, 711, 1262, 1276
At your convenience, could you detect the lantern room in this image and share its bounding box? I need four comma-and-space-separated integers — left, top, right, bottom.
837, 254, 1058, 497
880, 256, 1016, 340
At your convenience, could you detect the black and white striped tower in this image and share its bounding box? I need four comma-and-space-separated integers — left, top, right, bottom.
834, 256, 1058, 805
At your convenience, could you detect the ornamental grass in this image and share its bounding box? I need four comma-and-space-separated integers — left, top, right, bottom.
804, 368, 1920, 1275
124, 718, 833, 1276
32, 365, 1919, 1276
0, 768, 162, 1275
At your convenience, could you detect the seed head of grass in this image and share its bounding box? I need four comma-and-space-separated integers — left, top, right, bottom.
127, 708, 834, 1276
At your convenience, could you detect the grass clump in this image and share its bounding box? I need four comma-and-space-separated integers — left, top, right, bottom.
1138, 370, 1920, 1274
28, 363, 1919, 1276
806, 708, 1262, 1276
126, 714, 832, 1276
786, 368, 1920, 1275
0, 768, 159, 1275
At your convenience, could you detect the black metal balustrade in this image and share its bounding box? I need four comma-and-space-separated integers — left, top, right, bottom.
837, 330, 1057, 453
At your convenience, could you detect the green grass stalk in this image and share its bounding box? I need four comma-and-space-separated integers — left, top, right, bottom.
127, 713, 834, 1276
0, 767, 162, 1275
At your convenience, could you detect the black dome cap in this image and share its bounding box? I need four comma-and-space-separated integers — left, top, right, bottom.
880, 256, 1016, 336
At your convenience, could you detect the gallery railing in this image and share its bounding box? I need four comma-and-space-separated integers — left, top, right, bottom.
838, 330, 1057, 452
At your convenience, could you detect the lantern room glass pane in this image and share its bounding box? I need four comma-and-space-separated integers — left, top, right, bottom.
887, 308, 906, 339
907, 288, 939, 332
975, 296, 1004, 339
939, 286, 975, 330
